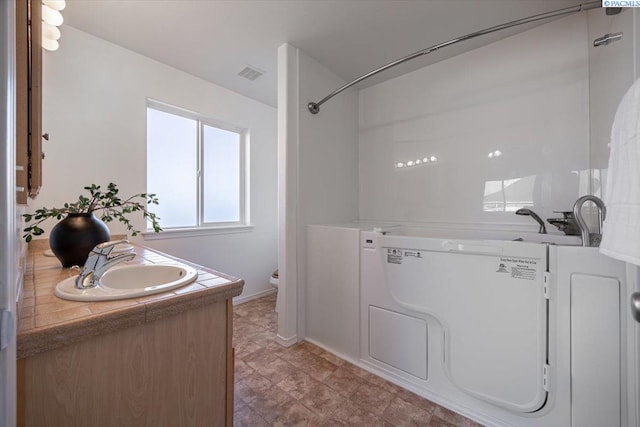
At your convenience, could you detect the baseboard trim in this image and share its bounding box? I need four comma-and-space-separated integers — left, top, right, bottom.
276, 333, 298, 347
232, 288, 276, 305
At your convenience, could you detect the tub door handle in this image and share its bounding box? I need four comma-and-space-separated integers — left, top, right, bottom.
631, 292, 640, 323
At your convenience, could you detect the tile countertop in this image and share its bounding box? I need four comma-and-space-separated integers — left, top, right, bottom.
17, 242, 244, 359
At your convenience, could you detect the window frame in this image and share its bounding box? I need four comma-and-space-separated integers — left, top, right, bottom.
144, 99, 250, 238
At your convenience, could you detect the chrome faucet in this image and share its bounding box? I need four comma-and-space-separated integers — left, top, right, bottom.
75, 239, 136, 289
573, 195, 606, 247
515, 208, 547, 234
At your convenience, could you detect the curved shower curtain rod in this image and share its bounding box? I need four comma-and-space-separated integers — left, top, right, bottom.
307, 0, 601, 115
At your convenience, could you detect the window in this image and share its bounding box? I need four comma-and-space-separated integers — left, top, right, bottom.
146, 100, 248, 234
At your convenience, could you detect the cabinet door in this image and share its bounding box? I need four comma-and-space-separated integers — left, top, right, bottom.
28, 0, 43, 198
15, 0, 43, 204
15, 0, 28, 204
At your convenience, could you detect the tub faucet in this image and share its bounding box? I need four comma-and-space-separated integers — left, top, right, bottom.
515, 208, 547, 234
75, 239, 136, 289
573, 195, 606, 247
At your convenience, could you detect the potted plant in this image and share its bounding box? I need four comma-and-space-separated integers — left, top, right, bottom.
23, 183, 162, 267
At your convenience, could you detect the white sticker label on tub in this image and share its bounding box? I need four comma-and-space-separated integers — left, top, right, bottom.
404, 250, 423, 258
387, 248, 403, 264
496, 257, 538, 281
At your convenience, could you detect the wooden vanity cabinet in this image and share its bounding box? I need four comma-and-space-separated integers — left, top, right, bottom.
17, 299, 235, 427
16, 0, 43, 203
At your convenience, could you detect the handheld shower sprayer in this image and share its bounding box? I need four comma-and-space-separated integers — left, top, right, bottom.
515, 208, 547, 234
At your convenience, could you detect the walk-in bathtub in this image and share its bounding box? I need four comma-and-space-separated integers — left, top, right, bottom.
359, 226, 636, 427
304, 223, 638, 427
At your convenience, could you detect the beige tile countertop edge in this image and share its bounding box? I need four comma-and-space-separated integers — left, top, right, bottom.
17, 241, 244, 359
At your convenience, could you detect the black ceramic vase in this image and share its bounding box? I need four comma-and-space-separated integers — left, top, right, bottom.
49, 213, 111, 267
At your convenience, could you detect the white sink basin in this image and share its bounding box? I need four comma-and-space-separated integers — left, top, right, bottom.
55, 263, 198, 302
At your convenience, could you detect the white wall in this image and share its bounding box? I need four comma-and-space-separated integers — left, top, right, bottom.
278, 43, 359, 342
38, 26, 278, 300
358, 13, 590, 231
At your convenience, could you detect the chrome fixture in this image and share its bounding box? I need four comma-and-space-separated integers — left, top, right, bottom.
594, 32, 623, 47
631, 292, 640, 323
515, 208, 547, 234
546, 211, 581, 236
307, 1, 600, 114
75, 240, 135, 289
573, 195, 606, 247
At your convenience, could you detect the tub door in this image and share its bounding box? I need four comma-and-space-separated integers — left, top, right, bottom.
379, 236, 549, 413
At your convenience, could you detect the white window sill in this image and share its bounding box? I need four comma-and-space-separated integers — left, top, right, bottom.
142, 224, 254, 240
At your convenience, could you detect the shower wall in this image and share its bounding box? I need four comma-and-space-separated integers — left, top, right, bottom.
587, 8, 637, 199
277, 44, 359, 341
358, 13, 590, 230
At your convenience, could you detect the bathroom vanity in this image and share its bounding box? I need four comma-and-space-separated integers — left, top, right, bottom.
16, 242, 243, 427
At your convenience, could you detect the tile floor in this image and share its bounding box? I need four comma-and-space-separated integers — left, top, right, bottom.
233, 294, 483, 427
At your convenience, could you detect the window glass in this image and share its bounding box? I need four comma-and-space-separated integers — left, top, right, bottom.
146, 103, 246, 231
146, 108, 198, 228
202, 125, 241, 223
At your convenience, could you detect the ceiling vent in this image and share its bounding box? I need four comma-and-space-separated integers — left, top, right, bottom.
237, 66, 265, 81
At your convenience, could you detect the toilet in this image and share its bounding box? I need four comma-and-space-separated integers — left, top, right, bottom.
270, 270, 282, 313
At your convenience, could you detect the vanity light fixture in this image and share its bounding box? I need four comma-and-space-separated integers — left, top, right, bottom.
395, 155, 439, 168
42, 0, 65, 52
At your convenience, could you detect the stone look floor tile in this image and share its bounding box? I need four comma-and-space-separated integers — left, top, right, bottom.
234, 403, 269, 427
323, 366, 366, 397
235, 359, 254, 381
383, 396, 432, 426
235, 340, 264, 359
235, 372, 274, 404
246, 384, 295, 422
283, 351, 338, 382
276, 370, 321, 400
272, 403, 317, 426
350, 382, 396, 416
246, 353, 298, 384
246, 329, 277, 347
298, 382, 345, 418
331, 399, 392, 426
232, 295, 483, 427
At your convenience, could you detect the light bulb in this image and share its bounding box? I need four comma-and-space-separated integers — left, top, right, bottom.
42, 38, 59, 51
42, 5, 63, 26
430, 156, 437, 162
42, 22, 61, 40
488, 152, 494, 158
422, 157, 428, 163
415, 159, 422, 165
43, 0, 66, 11
407, 161, 414, 167
396, 162, 404, 168
494, 150, 502, 157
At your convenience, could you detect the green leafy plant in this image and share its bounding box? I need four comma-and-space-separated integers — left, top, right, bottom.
23, 183, 162, 242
